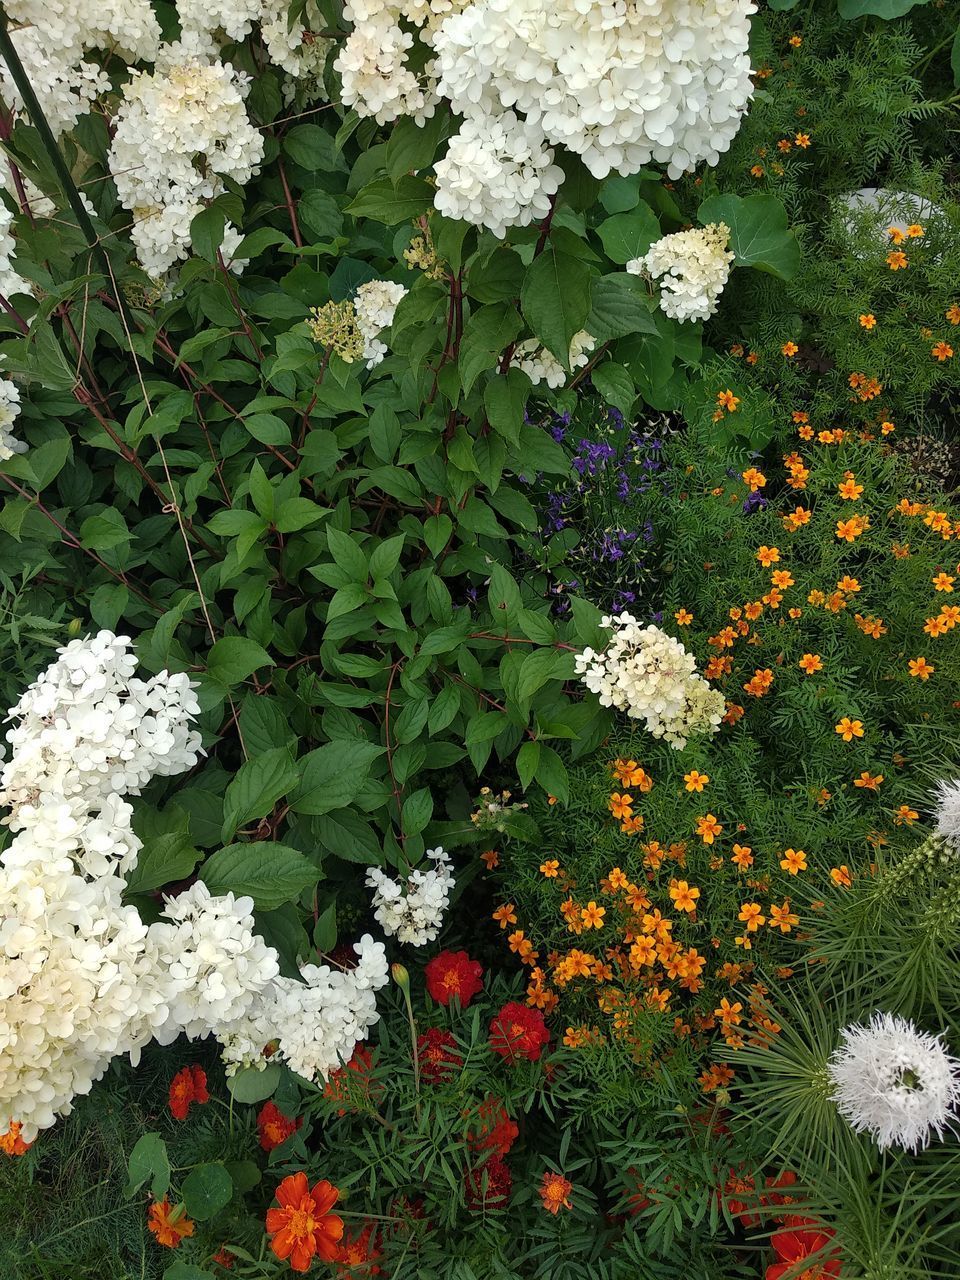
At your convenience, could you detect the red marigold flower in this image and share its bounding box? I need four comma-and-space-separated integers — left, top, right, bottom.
212, 1247, 235, 1269
417, 1027, 462, 1084
464, 1157, 512, 1211
335, 1222, 382, 1276
168, 1065, 209, 1121
0, 1122, 31, 1156
323, 1045, 381, 1116
424, 950, 484, 1008
489, 1002, 550, 1063
466, 1096, 519, 1157
257, 1100, 303, 1152
266, 1173, 344, 1273
147, 1199, 195, 1249
539, 1171, 573, 1214
767, 1216, 841, 1280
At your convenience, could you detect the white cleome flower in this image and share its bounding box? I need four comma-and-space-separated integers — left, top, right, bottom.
366, 847, 454, 945
575, 613, 725, 749
827, 1012, 960, 1152
628, 223, 734, 324
932, 779, 960, 851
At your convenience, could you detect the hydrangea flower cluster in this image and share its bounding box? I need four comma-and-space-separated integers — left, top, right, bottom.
354, 279, 409, 368
0, 633, 389, 1141
432, 112, 564, 238
0, 375, 25, 463
0, 0, 161, 136
514, 331, 596, 389
575, 614, 725, 749
827, 1012, 960, 1152
107, 46, 265, 279
0, 205, 29, 301
366, 847, 455, 945
333, 1, 755, 236
627, 223, 734, 323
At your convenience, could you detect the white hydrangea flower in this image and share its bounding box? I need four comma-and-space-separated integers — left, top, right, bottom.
0, 204, 29, 301
152, 881, 281, 1042
575, 613, 725, 749
628, 222, 734, 323
431, 0, 756, 181
108, 47, 265, 278
366, 847, 454, 945
0, 0, 160, 137
260, 0, 336, 83
514, 331, 595, 389
334, 15, 437, 125
433, 111, 563, 239
828, 1012, 960, 1152
0, 630, 202, 820
354, 278, 408, 368
0, 375, 26, 462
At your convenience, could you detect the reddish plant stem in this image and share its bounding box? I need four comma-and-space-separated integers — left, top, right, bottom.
277, 158, 303, 248
383, 660, 407, 845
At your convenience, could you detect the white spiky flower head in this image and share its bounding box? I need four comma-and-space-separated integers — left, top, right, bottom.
932, 779, 960, 850
827, 1012, 960, 1152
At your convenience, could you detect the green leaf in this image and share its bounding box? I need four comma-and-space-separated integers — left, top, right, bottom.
315, 808, 383, 863
164, 1263, 216, 1280
837, 0, 928, 14
314, 901, 338, 952
953, 24, 960, 87
697, 193, 800, 280
596, 205, 661, 265
423, 514, 453, 558
221, 748, 298, 842
227, 1063, 282, 1104
200, 842, 318, 908
428, 683, 460, 734
402, 787, 433, 835
299, 190, 343, 241
520, 247, 592, 366
190, 206, 225, 263
325, 525, 369, 581
125, 1133, 170, 1200
587, 274, 658, 343
516, 740, 540, 790
206, 637, 275, 686
517, 647, 573, 701
284, 124, 344, 172
346, 176, 434, 224
327, 583, 369, 621
181, 1164, 233, 1222
291, 740, 384, 815
386, 111, 450, 180
124, 832, 201, 896
369, 533, 405, 580
534, 744, 569, 804
600, 175, 641, 214
484, 369, 530, 445
592, 362, 635, 418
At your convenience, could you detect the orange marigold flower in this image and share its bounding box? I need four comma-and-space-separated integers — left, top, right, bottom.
731, 843, 754, 870
540, 859, 560, 878
907, 223, 924, 238
795, 132, 811, 148
669, 879, 701, 914
908, 657, 935, 680
932, 342, 954, 362
836, 515, 869, 542
717, 389, 741, 412
788, 34, 802, 47
783, 505, 811, 531
683, 769, 709, 792
756, 545, 780, 566
854, 771, 883, 790
695, 814, 723, 844
743, 668, 774, 698
782, 341, 799, 357
674, 608, 693, 626
267, 1174, 344, 1272
581, 901, 606, 930
768, 900, 800, 933
771, 569, 794, 589
859, 314, 876, 330
835, 717, 864, 741
611, 758, 652, 790
886, 250, 908, 270
492, 903, 518, 929
933, 572, 955, 592
168, 1065, 209, 1121
608, 792, 634, 819
924, 615, 949, 638
480, 849, 500, 870
837, 575, 860, 593
780, 848, 807, 875
798, 653, 823, 675
148, 1200, 195, 1250
838, 477, 863, 500
894, 804, 919, 826
830, 866, 852, 888
946, 305, 960, 325
723, 702, 745, 725
750, 164, 765, 178
540, 1171, 573, 1215
887, 225, 906, 244
0, 1122, 31, 1156
737, 902, 765, 932
742, 467, 767, 491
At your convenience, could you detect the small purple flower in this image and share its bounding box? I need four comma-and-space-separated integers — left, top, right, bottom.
743, 491, 767, 515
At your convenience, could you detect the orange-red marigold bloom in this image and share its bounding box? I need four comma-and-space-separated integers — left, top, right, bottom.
489, 1002, 550, 1062
417, 1027, 462, 1084
266, 1173, 344, 1273
168, 1065, 209, 1121
540, 1171, 574, 1215
257, 1100, 303, 1153
0, 1122, 31, 1156
147, 1199, 195, 1249
425, 950, 484, 1008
